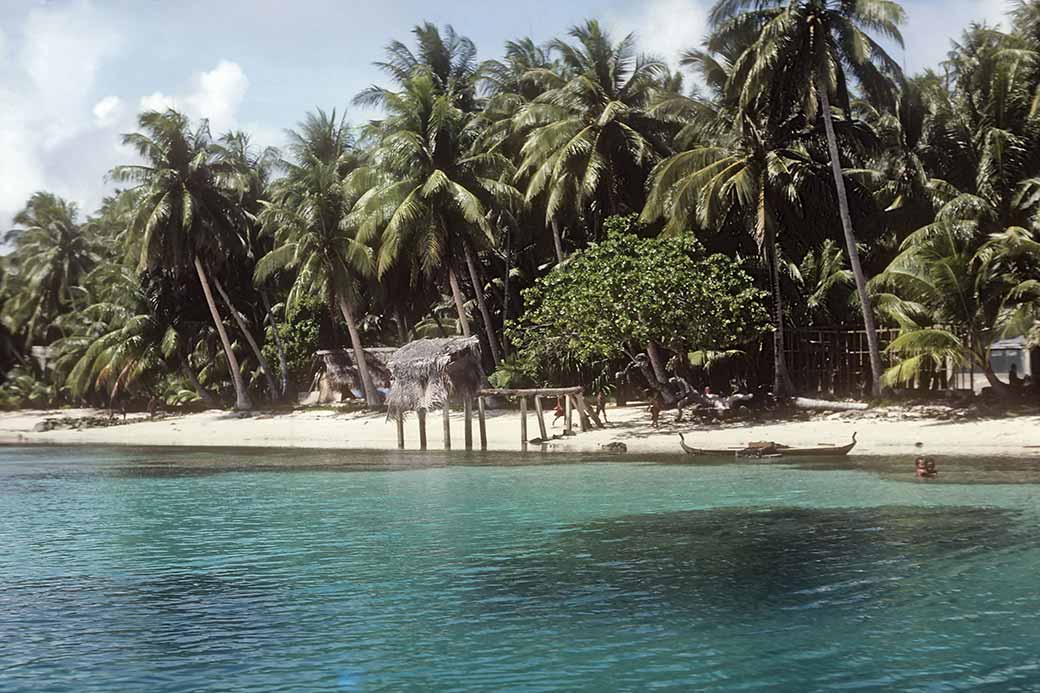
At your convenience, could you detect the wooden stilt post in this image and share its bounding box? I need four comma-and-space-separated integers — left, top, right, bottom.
396, 413, 405, 449
477, 396, 487, 450
575, 393, 591, 432
442, 401, 451, 450
533, 395, 548, 442
565, 395, 573, 435
463, 398, 473, 450
418, 409, 427, 450
519, 396, 528, 451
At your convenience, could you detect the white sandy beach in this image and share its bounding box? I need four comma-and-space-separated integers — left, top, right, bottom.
1, 404, 1038, 457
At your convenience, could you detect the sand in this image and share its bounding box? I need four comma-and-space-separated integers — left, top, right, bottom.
1, 404, 1038, 457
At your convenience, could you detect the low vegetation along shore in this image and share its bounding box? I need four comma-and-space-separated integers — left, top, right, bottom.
3, 404, 1038, 457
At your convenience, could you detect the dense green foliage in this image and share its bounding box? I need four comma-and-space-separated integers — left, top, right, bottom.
508, 216, 769, 376
3, 2, 1040, 409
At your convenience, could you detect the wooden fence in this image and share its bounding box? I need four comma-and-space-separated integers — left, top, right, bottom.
783, 328, 976, 396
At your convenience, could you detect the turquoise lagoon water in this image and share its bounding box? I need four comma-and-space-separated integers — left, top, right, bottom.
2, 446, 1040, 691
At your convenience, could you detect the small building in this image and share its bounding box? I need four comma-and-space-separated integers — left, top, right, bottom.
304, 347, 395, 404
385, 337, 484, 419
955, 336, 1038, 392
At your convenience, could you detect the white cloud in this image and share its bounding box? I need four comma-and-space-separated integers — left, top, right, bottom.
139, 90, 179, 113
0, 1, 123, 231
605, 0, 710, 69
0, 9, 252, 234
92, 96, 123, 127
187, 61, 249, 132
137, 61, 250, 133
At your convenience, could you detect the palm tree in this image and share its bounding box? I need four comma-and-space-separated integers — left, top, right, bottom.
255, 109, 380, 407
712, 0, 907, 396
355, 22, 482, 112
3, 192, 97, 349
873, 205, 1040, 393
111, 109, 254, 410
515, 20, 671, 258
640, 97, 819, 393
212, 130, 286, 401
353, 74, 522, 365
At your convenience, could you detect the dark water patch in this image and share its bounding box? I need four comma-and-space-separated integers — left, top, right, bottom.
473, 506, 1035, 617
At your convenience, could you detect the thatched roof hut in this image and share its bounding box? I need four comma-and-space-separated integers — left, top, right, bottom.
305, 348, 394, 404
386, 337, 484, 417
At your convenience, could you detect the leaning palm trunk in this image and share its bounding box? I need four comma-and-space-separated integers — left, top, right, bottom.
761, 182, 795, 397
336, 293, 379, 408
261, 290, 292, 400
819, 83, 884, 397
550, 218, 565, 265
447, 265, 472, 338
193, 257, 252, 410
213, 276, 281, 402
463, 243, 502, 365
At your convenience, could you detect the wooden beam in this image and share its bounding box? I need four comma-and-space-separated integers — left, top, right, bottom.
396, 413, 405, 449
565, 394, 573, 435
463, 398, 473, 450
418, 409, 427, 450
533, 395, 548, 441
442, 402, 451, 450
520, 396, 528, 451
479, 386, 582, 397
477, 396, 487, 450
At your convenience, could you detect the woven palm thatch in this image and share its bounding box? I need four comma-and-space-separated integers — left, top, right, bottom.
306, 349, 393, 404
387, 337, 484, 417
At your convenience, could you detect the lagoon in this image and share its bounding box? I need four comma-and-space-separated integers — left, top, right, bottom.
2, 446, 1040, 691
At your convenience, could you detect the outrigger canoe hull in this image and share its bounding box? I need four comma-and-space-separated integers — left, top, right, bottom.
678, 433, 857, 458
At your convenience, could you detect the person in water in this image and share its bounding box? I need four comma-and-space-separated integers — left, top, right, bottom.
915, 456, 938, 478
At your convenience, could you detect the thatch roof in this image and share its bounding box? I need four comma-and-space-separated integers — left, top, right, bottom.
386, 337, 484, 416
304, 349, 393, 404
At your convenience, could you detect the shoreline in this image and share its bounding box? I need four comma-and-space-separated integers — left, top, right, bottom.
2, 405, 1039, 458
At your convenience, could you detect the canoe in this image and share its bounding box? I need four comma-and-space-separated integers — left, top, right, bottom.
678, 432, 857, 458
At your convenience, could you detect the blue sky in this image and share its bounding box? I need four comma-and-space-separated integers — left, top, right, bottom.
0, 0, 1013, 232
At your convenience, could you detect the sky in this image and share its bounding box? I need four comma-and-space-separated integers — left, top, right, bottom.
0, 0, 1014, 234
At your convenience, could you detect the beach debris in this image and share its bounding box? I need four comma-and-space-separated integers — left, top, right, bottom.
600, 442, 628, 453
793, 397, 869, 411
31, 414, 154, 432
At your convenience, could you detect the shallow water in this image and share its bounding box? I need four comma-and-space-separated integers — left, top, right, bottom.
2, 446, 1040, 691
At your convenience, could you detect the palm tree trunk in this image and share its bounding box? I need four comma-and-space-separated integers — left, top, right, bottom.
819, 82, 884, 397
982, 364, 1010, 393
447, 264, 472, 338
394, 307, 409, 345
463, 243, 502, 364
213, 276, 281, 403
336, 293, 379, 408
761, 180, 795, 397
261, 290, 293, 401
502, 225, 513, 356
646, 341, 669, 384
193, 257, 252, 411
550, 218, 565, 265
